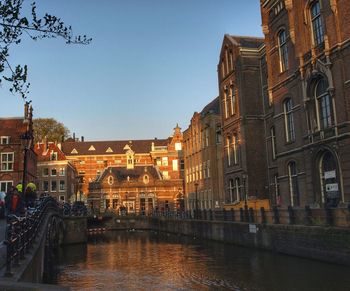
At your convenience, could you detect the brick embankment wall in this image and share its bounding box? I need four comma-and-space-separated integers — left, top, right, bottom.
148, 218, 350, 266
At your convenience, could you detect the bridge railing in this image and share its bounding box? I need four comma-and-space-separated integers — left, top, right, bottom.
4, 196, 61, 277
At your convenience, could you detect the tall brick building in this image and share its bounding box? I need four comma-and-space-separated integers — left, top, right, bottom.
61, 126, 184, 212
261, 0, 350, 207
183, 97, 224, 211
0, 104, 36, 193
218, 35, 268, 207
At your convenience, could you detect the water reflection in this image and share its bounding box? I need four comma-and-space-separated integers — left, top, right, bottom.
53, 231, 350, 291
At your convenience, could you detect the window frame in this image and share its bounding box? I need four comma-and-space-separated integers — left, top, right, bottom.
288, 161, 300, 207
278, 29, 288, 72
283, 98, 296, 142
1, 152, 14, 172
310, 0, 324, 47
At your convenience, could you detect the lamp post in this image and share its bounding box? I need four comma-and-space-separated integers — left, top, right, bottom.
194, 182, 199, 219
125, 192, 128, 215
21, 102, 33, 196
242, 173, 248, 221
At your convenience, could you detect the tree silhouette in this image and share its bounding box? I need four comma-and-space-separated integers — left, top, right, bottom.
0, 0, 91, 99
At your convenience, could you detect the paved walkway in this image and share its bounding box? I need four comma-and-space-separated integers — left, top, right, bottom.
0, 219, 7, 268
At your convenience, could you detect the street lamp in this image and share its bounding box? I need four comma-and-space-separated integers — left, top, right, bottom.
21, 102, 33, 195
194, 182, 199, 219
242, 173, 248, 221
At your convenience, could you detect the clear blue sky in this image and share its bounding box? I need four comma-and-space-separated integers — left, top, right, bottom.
1, 0, 263, 141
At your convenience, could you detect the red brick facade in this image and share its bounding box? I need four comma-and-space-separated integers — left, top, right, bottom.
261, 0, 350, 207
0, 104, 36, 193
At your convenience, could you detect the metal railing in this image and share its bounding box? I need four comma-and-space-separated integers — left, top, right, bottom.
139, 205, 350, 228
4, 196, 60, 277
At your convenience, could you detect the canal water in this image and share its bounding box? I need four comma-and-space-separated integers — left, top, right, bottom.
51, 231, 350, 291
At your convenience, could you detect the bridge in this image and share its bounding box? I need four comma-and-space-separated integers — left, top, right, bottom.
0, 197, 86, 290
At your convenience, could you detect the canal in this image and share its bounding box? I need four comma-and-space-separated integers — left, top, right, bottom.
50, 231, 350, 291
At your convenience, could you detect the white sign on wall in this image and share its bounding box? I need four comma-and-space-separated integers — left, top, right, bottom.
324, 170, 336, 179
326, 183, 339, 192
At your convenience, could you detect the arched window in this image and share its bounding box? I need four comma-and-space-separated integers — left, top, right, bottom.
318, 151, 341, 207
310, 0, 324, 46
284, 98, 295, 142
288, 161, 300, 206
278, 29, 288, 72
234, 178, 241, 201
315, 78, 332, 129
228, 179, 234, 203
226, 136, 231, 167
230, 85, 236, 115
231, 134, 239, 165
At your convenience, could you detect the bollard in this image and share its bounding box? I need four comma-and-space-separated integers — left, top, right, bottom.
239, 208, 244, 222
249, 207, 254, 222
305, 205, 312, 225
260, 207, 266, 224
231, 208, 235, 221
273, 206, 280, 224
288, 205, 295, 225
223, 208, 227, 221
325, 205, 333, 226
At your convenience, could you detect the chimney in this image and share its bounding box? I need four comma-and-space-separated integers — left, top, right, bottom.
73, 132, 76, 140
81, 136, 84, 142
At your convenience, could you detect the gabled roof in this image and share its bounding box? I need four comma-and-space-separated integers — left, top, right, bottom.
201, 96, 220, 116
99, 165, 161, 182
225, 34, 264, 49
62, 139, 169, 156
34, 142, 67, 162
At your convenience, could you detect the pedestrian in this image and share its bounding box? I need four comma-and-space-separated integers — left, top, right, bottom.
6, 187, 25, 217
25, 183, 37, 208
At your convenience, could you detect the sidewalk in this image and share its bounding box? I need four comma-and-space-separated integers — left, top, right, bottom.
0, 219, 7, 268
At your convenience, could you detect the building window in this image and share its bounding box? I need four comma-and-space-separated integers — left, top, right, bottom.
59, 168, 65, 176
228, 179, 234, 203
315, 78, 332, 129
207, 160, 210, 178
51, 168, 57, 176
284, 98, 295, 142
288, 161, 300, 207
205, 128, 209, 147
310, 1, 324, 46
50, 152, 58, 161
230, 85, 236, 115
1, 153, 14, 171
162, 157, 168, 166
162, 171, 169, 179
226, 136, 231, 166
224, 87, 229, 119
216, 124, 222, 144
51, 180, 57, 192
0, 136, 10, 145
43, 181, 49, 192
234, 178, 241, 202
273, 174, 281, 206
271, 127, 277, 160
180, 159, 185, 170
231, 134, 238, 165
43, 168, 49, 177
172, 159, 178, 171
278, 29, 288, 72
59, 195, 65, 202
59, 180, 65, 192
0, 181, 13, 192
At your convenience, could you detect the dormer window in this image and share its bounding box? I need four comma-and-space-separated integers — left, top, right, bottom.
143, 175, 149, 184
310, 1, 324, 47
0, 136, 10, 145
50, 152, 58, 161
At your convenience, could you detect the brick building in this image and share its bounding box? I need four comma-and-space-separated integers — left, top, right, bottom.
0, 104, 36, 193
260, 0, 350, 207
35, 142, 78, 202
61, 126, 184, 211
183, 97, 224, 211
217, 35, 268, 207
89, 165, 183, 214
